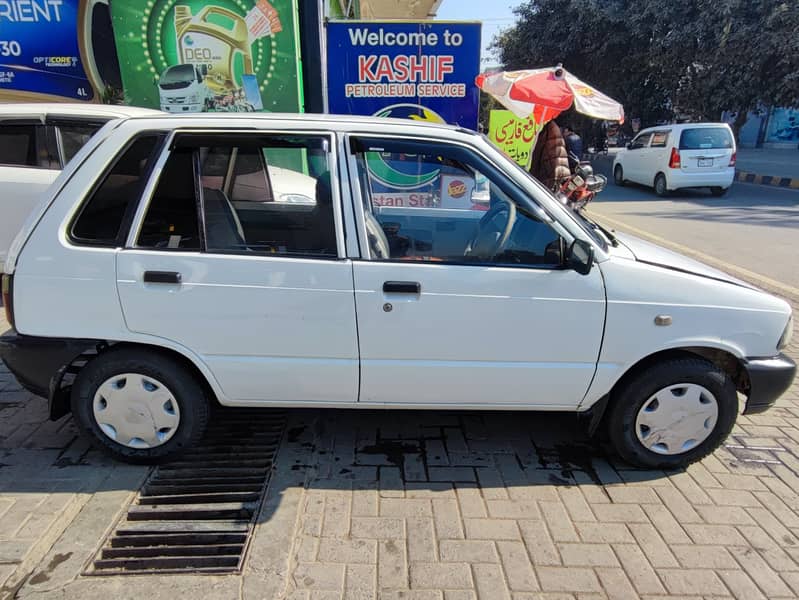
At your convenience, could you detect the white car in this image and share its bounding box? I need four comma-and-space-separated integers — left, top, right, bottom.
612, 122, 737, 197
0, 113, 794, 468
0, 104, 162, 272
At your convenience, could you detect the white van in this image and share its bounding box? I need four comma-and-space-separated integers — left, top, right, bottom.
0, 104, 161, 272
0, 113, 793, 467
613, 123, 737, 197
158, 64, 214, 113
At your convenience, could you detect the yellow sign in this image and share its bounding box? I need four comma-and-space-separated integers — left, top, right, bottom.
488, 110, 541, 167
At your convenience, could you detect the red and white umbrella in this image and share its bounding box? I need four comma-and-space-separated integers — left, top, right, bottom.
475, 64, 624, 124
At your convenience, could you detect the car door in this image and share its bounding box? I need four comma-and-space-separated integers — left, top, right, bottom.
648, 129, 672, 175
624, 131, 653, 184
347, 135, 606, 408
677, 126, 735, 175
116, 130, 359, 404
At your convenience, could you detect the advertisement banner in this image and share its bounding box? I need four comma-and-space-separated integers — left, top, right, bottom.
0, 0, 103, 102
766, 107, 799, 144
487, 109, 540, 167
110, 0, 303, 113
326, 20, 481, 129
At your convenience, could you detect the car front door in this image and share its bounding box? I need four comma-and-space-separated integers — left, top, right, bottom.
347, 136, 606, 408
116, 131, 359, 405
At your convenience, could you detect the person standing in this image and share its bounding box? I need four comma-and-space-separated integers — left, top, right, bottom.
562, 125, 583, 172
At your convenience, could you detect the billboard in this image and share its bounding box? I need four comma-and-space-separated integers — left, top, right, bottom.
110, 0, 303, 113
326, 21, 481, 129
487, 110, 541, 167
0, 0, 112, 102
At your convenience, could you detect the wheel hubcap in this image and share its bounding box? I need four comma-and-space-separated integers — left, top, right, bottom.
634, 383, 718, 455
92, 373, 180, 449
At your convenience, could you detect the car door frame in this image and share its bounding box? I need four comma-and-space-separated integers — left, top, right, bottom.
342, 131, 609, 410
118, 126, 361, 407
647, 129, 672, 182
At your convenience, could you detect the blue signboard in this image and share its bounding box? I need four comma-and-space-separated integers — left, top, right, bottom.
0, 0, 97, 101
326, 21, 481, 130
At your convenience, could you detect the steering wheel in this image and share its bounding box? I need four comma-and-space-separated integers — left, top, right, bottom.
465, 197, 516, 259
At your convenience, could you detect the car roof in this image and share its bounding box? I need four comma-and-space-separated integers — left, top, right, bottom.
119, 111, 470, 135
0, 103, 163, 120
638, 122, 732, 134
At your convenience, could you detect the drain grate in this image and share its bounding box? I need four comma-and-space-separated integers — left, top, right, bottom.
87, 409, 286, 575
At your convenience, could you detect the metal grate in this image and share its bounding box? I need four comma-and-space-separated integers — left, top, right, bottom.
87, 409, 286, 575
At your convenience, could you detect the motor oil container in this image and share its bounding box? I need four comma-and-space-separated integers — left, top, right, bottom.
0, 0, 119, 103
174, 5, 254, 95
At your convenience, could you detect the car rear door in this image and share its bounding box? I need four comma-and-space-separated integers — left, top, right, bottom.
116, 130, 360, 405
347, 135, 606, 408
625, 131, 653, 184
677, 126, 735, 174
648, 129, 672, 174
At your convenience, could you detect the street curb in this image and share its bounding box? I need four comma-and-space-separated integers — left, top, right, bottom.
735, 170, 799, 189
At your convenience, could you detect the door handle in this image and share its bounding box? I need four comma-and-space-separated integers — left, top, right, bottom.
143, 271, 182, 284
383, 281, 421, 294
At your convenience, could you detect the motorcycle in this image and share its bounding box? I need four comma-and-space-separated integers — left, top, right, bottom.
556, 161, 607, 211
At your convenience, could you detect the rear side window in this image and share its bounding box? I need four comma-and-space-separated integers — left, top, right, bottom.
0, 124, 56, 168
650, 131, 670, 148
679, 127, 733, 150
71, 133, 165, 246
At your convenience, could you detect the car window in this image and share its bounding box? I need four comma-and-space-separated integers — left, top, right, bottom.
650, 131, 670, 148
138, 134, 337, 257
352, 137, 563, 268
57, 122, 104, 164
72, 133, 165, 245
0, 124, 57, 168
138, 147, 200, 250
630, 132, 652, 149
679, 127, 733, 150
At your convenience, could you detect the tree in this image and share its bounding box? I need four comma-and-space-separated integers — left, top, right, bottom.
492, 0, 799, 136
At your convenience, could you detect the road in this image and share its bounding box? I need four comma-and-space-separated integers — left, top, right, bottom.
586, 177, 799, 293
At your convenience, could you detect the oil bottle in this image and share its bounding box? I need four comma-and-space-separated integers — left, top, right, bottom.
174, 5, 254, 95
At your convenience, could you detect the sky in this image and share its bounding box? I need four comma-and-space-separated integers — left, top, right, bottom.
435, 0, 518, 66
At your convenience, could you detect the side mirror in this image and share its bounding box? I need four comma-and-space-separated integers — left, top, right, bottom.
567, 239, 594, 275
626, 142, 633, 150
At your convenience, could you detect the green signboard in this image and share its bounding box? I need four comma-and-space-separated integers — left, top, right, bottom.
110, 0, 303, 113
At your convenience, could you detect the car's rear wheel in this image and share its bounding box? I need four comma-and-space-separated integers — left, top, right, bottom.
710, 186, 728, 197
607, 357, 738, 468
71, 347, 209, 463
613, 164, 625, 186
654, 173, 668, 197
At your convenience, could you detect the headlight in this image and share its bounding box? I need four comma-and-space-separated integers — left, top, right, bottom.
778, 314, 794, 350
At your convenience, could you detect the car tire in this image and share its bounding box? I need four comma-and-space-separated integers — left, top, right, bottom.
654, 173, 668, 197
613, 164, 625, 186
711, 186, 728, 197
606, 357, 738, 469
71, 347, 210, 464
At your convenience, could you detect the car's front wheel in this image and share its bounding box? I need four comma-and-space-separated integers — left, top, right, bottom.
606, 357, 738, 468
71, 347, 210, 463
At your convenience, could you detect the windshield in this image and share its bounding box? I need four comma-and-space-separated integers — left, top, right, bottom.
679, 127, 733, 150
481, 134, 608, 250
160, 65, 195, 88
